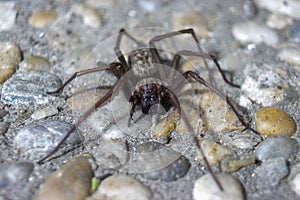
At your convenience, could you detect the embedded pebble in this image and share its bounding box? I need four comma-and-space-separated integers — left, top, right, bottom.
172, 10, 209, 38
254, 0, 300, 19
138, 0, 164, 12
0, 2, 17, 31
0, 122, 10, 135
72, 4, 103, 29
266, 13, 293, 30
288, 163, 300, 196
19, 56, 51, 71
0, 109, 8, 119
197, 138, 234, 165
290, 22, 300, 42
28, 11, 57, 28
255, 157, 289, 188
221, 155, 256, 172
14, 119, 81, 161
85, 0, 115, 8
31, 106, 59, 120
240, 64, 293, 107
34, 156, 93, 200
1, 71, 62, 105
193, 173, 245, 200
86, 175, 152, 200
256, 107, 297, 137
0, 42, 21, 84
255, 136, 299, 161
244, 0, 257, 19
232, 21, 279, 45
0, 162, 34, 189
221, 131, 261, 149
122, 142, 190, 182
278, 47, 300, 66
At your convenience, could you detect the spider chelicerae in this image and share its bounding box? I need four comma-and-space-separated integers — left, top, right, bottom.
37, 28, 258, 190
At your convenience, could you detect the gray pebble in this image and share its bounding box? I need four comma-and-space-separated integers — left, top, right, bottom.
0, 162, 34, 189
290, 22, 300, 42
221, 131, 261, 149
244, 0, 257, 19
0, 2, 17, 31
0, 109, 8, 119
14, 119, 81, 161
31, 106, 59, 120
288, 162, 300, 196
255, 136, 299, 162
0, 122, 9, 135
1, 71, 62, 105
255, 157, 289, 188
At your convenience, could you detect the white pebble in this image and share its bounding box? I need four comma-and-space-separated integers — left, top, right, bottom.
278, 47, 300, 65
72, 4, 103, 29
288, 163, 300, 196
266, 13, 293, 30
193, 173, 245, 200
31, 106, 59, 120
87, 175, 152, 200
232, 21, 279, 45
0, 2, 17, 31
254, 0, 300, 19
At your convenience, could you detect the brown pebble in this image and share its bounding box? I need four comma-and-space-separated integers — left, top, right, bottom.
256, 106, 297, 137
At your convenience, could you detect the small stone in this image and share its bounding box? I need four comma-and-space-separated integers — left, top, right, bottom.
266, 13, 293, 30
255, 157, 289, 188
193, 173, 245, 200
19, 56, 51, 71
256, 107, 297, 137
0, 162, 34, 189
0, 109, 8, 119
85, 0, 115, 8
232, 21, 279, 45
288, 163, 300, 196
72, 4, 103, 29
31, 106, 59, 120
0, 2, 17, 31
290, 22, 300, 42
28, 11, 57, 28
34, 156, 93, 200
197, 138, 234, 165
255, 136, 299, 161
14, 119, 81, 161
0, 42, 21, 84
278, 47, 300, 66
243, 0, 257, 19
221, 155, 255, 172
254, 0, 300, 19
138, 0, 164, 12
221, 131, 261, 149
0, 122, 10, 135
1, 71, 62, 105
86, 175, 152, 200
172, 10, 209, 38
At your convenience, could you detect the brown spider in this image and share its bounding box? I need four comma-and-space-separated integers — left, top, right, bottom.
37, 28, 258, 190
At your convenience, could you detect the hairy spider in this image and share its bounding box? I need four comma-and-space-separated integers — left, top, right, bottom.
37, 28, 258, 190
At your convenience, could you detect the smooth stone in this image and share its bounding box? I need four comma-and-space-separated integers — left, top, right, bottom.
221, 155, 256, 172
266, 13, 293, 30
254, 0, 300, 19
31, 106, 59, 120
138, 0, 164, 12
0, 122, 10, 135
86, 175, 152, 200
193, 173, 245, 200
0, 42, 21, 84
0, 162, 34, 189
19, 56, 51, 71
256, 107, 297, 137
255, 157, 289, 187
172, 10, 209, 38
1, 71, 62, 105
72, 4, 103, 29
290, 22, 300, 42
288, 163, 300, 196
255, 136, 299, 161
243, 0, 257, 19
28, 11, 57, 28
232, 21, 279, 45
85, 0, 115, 8
14, 119, 81, 161
278, 47, 300, 66
0, 2, 17, 31
34, 156, 93, 200
221, 131, 261, 149
197, 138, 234, 165
0, 109, 8, 119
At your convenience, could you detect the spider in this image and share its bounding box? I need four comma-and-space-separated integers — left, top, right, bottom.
37, 28, 258, 190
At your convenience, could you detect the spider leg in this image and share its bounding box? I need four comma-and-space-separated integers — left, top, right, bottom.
165, 87, 223, 191
149, 28, 240, 88
114, 28, 145, 73
48, 62, 122, 95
